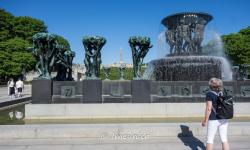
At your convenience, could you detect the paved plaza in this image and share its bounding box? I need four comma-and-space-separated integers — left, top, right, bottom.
0, 85, 31, 103
0, 123, 250, 150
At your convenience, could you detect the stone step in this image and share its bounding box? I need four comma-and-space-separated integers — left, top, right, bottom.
1, 122, 250, 139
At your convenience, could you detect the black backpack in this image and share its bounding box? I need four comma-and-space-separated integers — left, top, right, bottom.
211, 90, 234, 119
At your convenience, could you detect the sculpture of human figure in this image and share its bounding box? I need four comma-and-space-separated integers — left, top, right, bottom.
83, 36, 106, 79
129, 36, 152, 79
238, 64, 250, 80
193, 19, 206, 54
137, 41, 151, 77
92, 37, 105, 78
175, 22, 184, 54
65, 51, 75, 81
96, 52, 101, 77
179, 19, 192, 54
130, 40, 139, 78
30, 45, 42, 76
103, 65, 111, 80
54, 45, 68, 81
46, 35, 58, 77
119, 64, 126, 80
83, 38, 94, 78
95, 38, 105, 77
32, 33, 58, 79
166, 28, 175, 54
232, 66, 240, 80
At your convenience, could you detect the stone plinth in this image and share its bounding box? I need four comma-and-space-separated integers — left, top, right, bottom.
132, 80, 151, 103
82, 80, 102, 103
32, 80, 52, 104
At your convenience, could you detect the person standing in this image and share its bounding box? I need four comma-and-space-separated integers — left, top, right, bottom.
7, 78, 11, 96
8, 78, 15, 98
15, 78, 24, 98
202, 78, 229, 150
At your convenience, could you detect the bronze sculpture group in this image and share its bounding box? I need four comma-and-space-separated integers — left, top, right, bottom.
164, 13, 212, 56
83, 36, 106, 79
32, 33, 152, 80
129, 36, 153, 79
31, 33, 75, 80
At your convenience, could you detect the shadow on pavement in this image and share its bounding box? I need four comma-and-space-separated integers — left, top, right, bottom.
177, 125, 206, 150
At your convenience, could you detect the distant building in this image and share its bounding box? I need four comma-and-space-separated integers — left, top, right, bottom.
103, 47, 134, 68
107, 63, 133, 68
72, 64, 85, 80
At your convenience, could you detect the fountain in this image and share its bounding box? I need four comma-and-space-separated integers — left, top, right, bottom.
144, 12, 232, 81
26, 13, 250, 124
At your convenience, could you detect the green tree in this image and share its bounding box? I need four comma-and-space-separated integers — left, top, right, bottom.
0, 9, 48, 82
0, 9, 14, 41
55, 35, 71, 51
0, 38, 36, 78
0, 9, 72, 83
222, 26, 250, 65
0, 9, 47, 42
12, 16, 48, 42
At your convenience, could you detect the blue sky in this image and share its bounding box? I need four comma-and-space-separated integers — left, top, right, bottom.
1, 0, 250, 65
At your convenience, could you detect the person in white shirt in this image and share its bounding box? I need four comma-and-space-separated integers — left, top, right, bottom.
16, 78, 24, 98
8, 78, 15, 98
7, 78, 11, 96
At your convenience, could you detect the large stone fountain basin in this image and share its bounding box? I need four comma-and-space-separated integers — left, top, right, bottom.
148, 56, 224, 81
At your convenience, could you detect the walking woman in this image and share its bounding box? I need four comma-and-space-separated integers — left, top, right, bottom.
8, 78, 15, 98
7, 78, 11, 96
202, 78, 230, 150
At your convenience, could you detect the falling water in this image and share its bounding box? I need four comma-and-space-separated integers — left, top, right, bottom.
203, 31, 225, 57
157, 31, 169, 57
142, 62, 155, 79
220, 57, 233, 81
203, 31, 233, 81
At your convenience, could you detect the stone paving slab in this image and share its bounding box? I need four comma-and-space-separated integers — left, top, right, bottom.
0, 136, 249, 150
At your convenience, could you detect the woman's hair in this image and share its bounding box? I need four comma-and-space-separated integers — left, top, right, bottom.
208, 78, 223, 91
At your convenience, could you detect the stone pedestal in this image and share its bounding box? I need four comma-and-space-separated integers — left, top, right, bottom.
131, 80, 151, 103
32, 80, 52, 104
82, 80, 102, 103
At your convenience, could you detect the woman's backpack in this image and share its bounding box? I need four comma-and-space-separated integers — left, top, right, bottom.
211, 90, 234, 119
